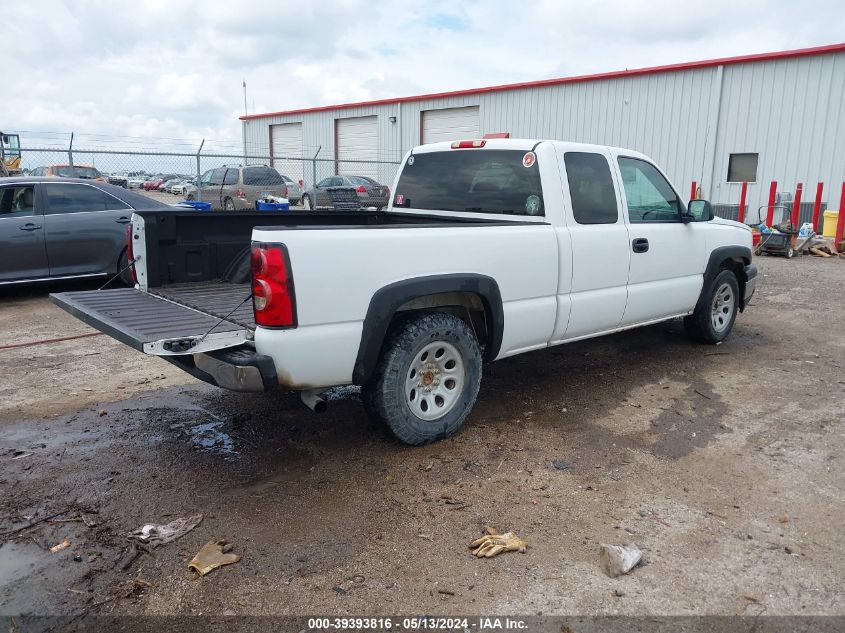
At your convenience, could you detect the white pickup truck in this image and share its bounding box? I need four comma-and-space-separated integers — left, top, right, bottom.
52, 139, 756, 445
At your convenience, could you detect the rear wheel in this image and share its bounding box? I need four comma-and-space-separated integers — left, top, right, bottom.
118, 249, 134, 286
362, 312, 482, 445
302, 194, 312, 210
684, 269, 739, 343
223, 197, 235, 211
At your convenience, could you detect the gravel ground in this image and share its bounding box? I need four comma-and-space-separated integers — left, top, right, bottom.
0, 255, 843, 618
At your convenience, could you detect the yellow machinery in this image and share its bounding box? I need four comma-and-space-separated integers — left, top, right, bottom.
0, 132, 22, 176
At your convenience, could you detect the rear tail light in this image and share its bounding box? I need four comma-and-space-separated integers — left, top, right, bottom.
125, 224, 137, 284
235, 188, 247, 199
251, 243, 296, 328
450, 139, 486, 149
356, 185, 367, 193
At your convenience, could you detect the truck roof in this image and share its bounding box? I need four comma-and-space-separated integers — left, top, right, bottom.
412, 138, 649, 159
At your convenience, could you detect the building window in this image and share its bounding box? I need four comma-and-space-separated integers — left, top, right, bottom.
727, 153, 758, 183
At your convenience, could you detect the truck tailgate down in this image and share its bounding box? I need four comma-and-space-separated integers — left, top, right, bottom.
50, 286, 252, 356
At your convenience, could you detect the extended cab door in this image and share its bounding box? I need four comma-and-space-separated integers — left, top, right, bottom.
613, 155, 705, 325
552, 148, 630, 341
0, 183, 49, 282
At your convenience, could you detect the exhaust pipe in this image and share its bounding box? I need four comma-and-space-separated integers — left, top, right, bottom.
300, 389, 327, 414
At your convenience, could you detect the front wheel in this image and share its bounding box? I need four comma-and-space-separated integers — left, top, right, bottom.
684, 269, 739, 343
223, 197, 236, 211
362, 312, 482, 445
302, 194, 312, 210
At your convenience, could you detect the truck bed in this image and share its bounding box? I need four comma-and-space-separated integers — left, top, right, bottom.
151, 282, 254, 329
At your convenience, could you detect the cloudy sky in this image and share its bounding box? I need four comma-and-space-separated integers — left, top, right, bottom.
5, 0, 844, 151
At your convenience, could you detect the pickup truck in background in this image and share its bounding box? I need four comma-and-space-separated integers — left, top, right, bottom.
51, 139, 756, 445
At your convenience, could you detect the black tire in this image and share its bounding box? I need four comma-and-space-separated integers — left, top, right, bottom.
186, 191, 196, 201
302, 194, 312, 210
118, 249, 134, 286
223, 197, 235, 211
785, 245, 795, 258
362, 312, 482, 445
684, 269, 740, 344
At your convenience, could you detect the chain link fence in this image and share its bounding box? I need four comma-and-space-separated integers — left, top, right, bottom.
11, 142, 403, 207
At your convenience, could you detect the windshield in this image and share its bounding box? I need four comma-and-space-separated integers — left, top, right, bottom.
55, 166, 101, 179
393, 149, 544, 216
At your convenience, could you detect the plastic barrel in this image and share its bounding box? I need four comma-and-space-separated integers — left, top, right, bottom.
176, 201, 212, 212
822, 210, 839, 237
255, 201, 290, 211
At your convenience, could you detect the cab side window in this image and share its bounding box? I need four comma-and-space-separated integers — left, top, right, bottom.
223, 169, 239, 186
0, 186, 36, 217
617, 157, 682, 223
564, 152, 618, 224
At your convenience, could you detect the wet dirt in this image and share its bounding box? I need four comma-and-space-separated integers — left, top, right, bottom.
1, 256, 844, 617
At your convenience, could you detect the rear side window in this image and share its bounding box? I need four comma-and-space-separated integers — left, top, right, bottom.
564, 152, 618, 224
394, 150, 544, 216
243, 167, 284, 186
44, 184, 130, 214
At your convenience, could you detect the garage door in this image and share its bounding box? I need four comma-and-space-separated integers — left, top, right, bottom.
271, 122, 303, 182
336, 116, 378, 180
422, 106, 480, 144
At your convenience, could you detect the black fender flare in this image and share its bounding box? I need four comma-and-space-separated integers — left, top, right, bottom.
697, 245, 753, 312
352, 274, 504, 385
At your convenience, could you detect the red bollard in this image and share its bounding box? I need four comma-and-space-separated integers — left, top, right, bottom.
765, 181, 777, 226
836, 182, 845, 251
738, 181, 748, 223
690, 181, 697, 201
790, 183, 803, 247
811, 182, 824, 232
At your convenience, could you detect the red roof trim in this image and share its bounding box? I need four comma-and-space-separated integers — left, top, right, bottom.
240, 42, 845, 121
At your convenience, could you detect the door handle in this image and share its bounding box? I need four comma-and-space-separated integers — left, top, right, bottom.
19, 223, 42, 231
632, 237, 649, 253
115, 217, 131, 224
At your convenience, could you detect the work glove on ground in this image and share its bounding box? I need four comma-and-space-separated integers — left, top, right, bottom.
469, 527, 527, 558
188, 540, 241, 576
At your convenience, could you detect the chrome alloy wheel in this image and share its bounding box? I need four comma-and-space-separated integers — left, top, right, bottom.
711, 282, 735, 332
405, 341, 465, 421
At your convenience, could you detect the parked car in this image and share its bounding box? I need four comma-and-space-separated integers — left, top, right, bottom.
128, 176, 147, 189
51, 138, 756, 446
143, 177, 163, 191
31, 165, 107, 182
162, 178, 183, 193
0, 176, 171, 286
106, 174, 128, 188
170, 180, 191, 195
195, 165, 290, 211
302, 175, 388, 210
280, 174, 302, 205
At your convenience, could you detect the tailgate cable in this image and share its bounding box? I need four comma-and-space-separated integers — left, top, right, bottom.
98, 256, 138, 291
197, 295, 253, 343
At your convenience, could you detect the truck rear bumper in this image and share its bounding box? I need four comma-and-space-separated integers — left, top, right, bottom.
165, 346, 277, 392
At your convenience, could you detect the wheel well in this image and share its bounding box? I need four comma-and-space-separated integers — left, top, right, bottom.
719, 257, 748, 309
394, 292, 489, 351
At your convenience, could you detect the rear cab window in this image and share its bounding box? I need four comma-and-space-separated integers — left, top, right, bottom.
393, 149, 544, 216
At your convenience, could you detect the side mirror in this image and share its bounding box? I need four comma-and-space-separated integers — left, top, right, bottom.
688, 199, 713, 222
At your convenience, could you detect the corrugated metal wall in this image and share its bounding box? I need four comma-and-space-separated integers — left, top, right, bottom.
243, 50, 845, 215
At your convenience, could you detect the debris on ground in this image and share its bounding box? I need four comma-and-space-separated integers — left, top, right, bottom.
49, 538, 71, 553
551, 459, 571, 470
128, 514, 202, 548
599, 543, 643, 578
188, 539, 241, 576
470, 527, 527, 558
